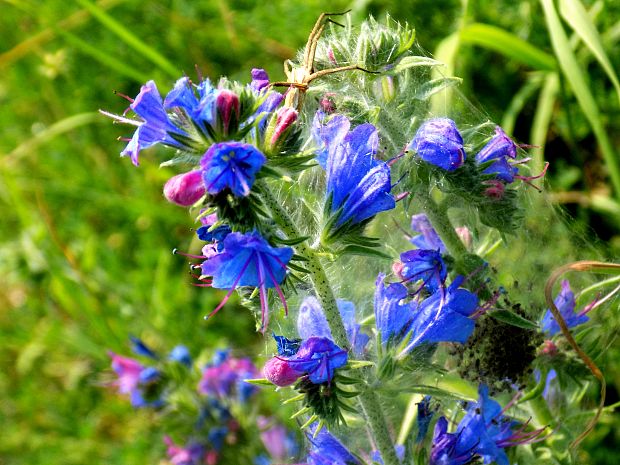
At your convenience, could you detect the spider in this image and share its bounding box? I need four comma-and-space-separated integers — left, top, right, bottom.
270, 11, 377, 111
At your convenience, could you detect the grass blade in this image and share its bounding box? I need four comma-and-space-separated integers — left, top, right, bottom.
559, 0, 620, 105
4, 112, 103, 167
540, 0, 620, 200
459, 23, 556, 71
55, 28, 150, 83
530, 72, 559, 174
74, 0, 179, 78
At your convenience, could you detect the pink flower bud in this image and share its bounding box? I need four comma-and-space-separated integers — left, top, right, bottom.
455, 226, 472, 250
270, 107, 298, 147
541, 340, 558, 356
320, 93, 337, 114
163, 170, 205, 206
483, 179, 505, 199
263, 357, 302, 387
392, 261, 404, 279
216, 90, 240, 135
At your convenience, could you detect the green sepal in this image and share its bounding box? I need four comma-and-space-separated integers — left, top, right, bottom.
244, 378, 275, 386
271, 235, 312, 246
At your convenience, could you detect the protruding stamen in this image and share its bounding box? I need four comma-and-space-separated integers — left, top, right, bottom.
173, 248, 206, 260
113, 90, 134, 103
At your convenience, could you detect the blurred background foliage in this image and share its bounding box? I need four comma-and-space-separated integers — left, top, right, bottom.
0, 0, 619, 463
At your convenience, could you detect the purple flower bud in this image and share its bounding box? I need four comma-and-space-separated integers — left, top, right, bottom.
263, 357, 303, 387
250, 68, 270, 93
216, 90, 240, 135
475, 127, 519, 182
409, 118, 465, 171
270, 107, 298, 147
163, 170, 206, 206
476, 126, 517, 162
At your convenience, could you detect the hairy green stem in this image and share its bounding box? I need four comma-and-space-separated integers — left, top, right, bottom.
258, 181, 348, 347
415, 187, 468, 259
259, 182, 400, 465
359, 389, 401, 464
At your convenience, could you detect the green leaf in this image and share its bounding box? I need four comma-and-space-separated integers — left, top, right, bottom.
559, 0, 620, 105
388, 384, 472, 401
339, 245, 391, 259
392, 55, 443, 74
412, 77, 462, 101
460, 23, 557, 71
489, 309, 539, 330
541, 0, 620, 199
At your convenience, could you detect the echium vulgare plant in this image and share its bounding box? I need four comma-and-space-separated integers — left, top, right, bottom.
103, 12, 620, 465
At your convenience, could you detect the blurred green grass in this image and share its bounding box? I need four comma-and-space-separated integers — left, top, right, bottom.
1, 0, 619, 464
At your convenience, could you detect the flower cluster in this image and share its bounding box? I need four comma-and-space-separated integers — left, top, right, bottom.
108, 337, 191, 408
109, 340, 271, 465
101, 13, 607, 465
431, 386, 546, 465
375, 272, 478, 358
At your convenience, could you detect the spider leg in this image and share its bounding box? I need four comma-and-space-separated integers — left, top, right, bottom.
269, 81, 309, 91
303, 11, 351, 71
305, 65, 380, 84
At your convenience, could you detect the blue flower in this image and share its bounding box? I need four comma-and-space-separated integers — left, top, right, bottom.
200, 231, 293, 329
410, 213, 446, 253
475, 126, 518, 183
297, 296, 369, 355
199, 351, 258, 402
164, 76, 217, 130
273, 334, 302, 357
116, 81, 186, 166
374, 274, 411, 347
399, 248, 447, 291
284, 337, 348, 384
432, 385, 546, 465
306, 425, 360, 465
541, 279, 589, 335
312, 110, 351, 169
409, 118, 465, 171
417, 396, 435, 443
129, 336, 158, 359
196, 224, 232, 243
398, 277, 478, 357
168, 345, 192, 367
430, 417, 477, 465
325, 122, 395, 229
200, 141, 266, 197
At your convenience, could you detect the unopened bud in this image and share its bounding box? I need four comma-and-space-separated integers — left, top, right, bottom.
163, 170, 205, 206
216, 89, 240, 135
263, 357, 302, 387
455, 226, 472, 250
270, 107, 298, 147
540, 340, 558, 356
